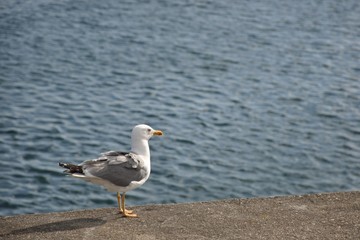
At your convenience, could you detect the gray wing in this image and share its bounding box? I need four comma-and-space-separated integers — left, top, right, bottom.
81, 151, 147, 187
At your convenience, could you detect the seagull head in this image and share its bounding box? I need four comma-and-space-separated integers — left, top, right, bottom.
132, 124, 163, 141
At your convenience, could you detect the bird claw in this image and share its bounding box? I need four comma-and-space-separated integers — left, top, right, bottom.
122, 211, 138, 218
119, 209, 133, 214
119, 208, 136, 217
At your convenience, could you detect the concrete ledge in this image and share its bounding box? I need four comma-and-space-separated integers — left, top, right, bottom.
1, 191, 359, 239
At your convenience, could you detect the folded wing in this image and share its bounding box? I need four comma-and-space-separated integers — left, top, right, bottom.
61, 151, 147, 187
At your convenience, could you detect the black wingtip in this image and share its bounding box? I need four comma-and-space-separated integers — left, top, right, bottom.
58, 162, 83, 174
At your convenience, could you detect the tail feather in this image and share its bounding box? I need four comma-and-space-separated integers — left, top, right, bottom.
59, 162, 83, 174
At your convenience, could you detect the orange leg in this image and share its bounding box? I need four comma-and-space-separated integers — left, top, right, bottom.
117, 192, 122, 214
121, 193, 137, 218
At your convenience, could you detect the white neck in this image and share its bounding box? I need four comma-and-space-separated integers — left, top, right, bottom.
131, 138, 150, 160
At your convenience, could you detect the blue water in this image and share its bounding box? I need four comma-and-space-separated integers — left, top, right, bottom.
1, 0, 360, 216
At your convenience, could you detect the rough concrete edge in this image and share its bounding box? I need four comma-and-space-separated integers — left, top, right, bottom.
1, 190, 358, 219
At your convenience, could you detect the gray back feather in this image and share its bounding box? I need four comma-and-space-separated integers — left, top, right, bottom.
81, 151, 147, 187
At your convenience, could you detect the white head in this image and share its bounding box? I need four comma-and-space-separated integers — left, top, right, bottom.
130, 124, 163, 157
131, 124, 163, 141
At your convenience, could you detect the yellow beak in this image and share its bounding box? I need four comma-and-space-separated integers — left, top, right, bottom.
153, 130, 163, 136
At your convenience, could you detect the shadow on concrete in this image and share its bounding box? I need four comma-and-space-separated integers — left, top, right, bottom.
3, 217, 106, 236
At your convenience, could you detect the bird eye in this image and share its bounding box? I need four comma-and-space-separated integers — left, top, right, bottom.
147, 128, 151, 132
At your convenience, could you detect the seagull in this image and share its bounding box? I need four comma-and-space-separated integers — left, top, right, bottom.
59, 124, 163, 217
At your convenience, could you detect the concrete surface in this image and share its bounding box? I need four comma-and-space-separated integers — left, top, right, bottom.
1, 191, 360, 240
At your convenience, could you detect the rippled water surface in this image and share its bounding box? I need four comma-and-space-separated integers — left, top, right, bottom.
1, 0, 360, 216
